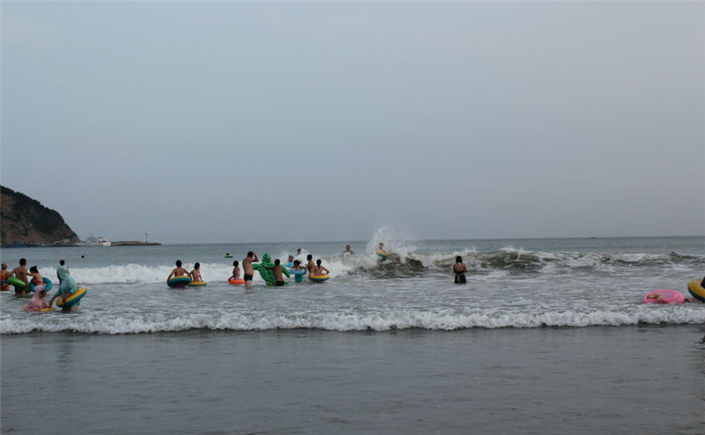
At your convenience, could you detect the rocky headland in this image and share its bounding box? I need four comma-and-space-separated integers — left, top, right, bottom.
1, 185, 80, 247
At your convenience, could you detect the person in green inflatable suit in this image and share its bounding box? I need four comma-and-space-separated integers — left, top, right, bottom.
252, 253, 290, 286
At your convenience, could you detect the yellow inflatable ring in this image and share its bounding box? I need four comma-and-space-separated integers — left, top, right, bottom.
687, 279, 705, 303
57, 287, 87, 308
310, 274, 329, 283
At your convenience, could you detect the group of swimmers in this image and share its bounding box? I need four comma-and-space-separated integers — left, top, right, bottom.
167, 249, 336, 289
164, 244, 473, 288
0, 259, 82, 311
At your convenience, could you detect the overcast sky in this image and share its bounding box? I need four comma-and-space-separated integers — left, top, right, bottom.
2, 2, 703, 244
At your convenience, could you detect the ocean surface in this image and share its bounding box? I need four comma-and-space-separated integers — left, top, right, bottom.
2, 235, 704, 434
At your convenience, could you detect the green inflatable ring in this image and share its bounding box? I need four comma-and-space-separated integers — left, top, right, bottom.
8, 277, 28, 290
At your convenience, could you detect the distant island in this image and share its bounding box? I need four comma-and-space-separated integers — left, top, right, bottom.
1, 185, 80, 247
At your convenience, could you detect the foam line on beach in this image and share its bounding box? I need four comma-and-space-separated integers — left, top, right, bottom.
3, 307, 704, 334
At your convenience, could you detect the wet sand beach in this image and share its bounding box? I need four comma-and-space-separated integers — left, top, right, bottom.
2, 326, 704, 435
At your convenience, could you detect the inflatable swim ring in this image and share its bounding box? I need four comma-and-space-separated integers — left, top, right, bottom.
644, 289, 685, 304
376, 251, 388, 259
168, 276, 192, 288
687, 279, 705, 303
30, 277, 53, 293
188, 281, 207, 287
56, 286, 87, 309
228, 277, 245, 285
23, 307, 55, 313
289, 268, 306, 283
225, 255, 233, 258
310, 274, 329, 283
8, 277, 28, 291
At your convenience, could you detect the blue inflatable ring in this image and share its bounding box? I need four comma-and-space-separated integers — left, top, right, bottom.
30, 277, 53, 293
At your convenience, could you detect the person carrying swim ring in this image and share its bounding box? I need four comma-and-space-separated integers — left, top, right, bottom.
453, 256, 468, 284
49, 264, 80, 311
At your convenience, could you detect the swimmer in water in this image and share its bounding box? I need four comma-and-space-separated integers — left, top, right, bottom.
230, 261, 241, 280
453, 256, 468, 284
378, 243, 387, 255
9, 258, 30, 296
291, 260, 307, 283
265, 259, 286, 286
312, 259, 330, 277
190, 262, 204, 283
167, 260, 189, 282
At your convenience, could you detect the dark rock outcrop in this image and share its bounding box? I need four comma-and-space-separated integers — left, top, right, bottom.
1, 186, 79, 246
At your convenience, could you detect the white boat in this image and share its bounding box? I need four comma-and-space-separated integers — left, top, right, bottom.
77, 235, 112, 247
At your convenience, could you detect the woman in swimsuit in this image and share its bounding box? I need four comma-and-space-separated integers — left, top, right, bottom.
312, 259, 330, 277
190, 262, 204, 283
453, 256, 468, 284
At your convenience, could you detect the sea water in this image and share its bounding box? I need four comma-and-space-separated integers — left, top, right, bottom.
1, 235, 704, 434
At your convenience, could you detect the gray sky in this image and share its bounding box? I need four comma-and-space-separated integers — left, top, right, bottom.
2, 2, 703, 244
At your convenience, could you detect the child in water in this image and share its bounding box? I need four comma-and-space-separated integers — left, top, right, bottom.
230, 261, 241, 280
291, 260, 307, 283
24, 286, 49, 312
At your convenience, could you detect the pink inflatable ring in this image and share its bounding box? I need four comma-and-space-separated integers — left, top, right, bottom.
644, 289, 685, 304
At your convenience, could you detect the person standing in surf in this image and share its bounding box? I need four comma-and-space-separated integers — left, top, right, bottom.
9, 258, 30, 296
242, 252, 259, 289
453, 256, 468, 284
0, 263, 10, 291
305, 254, 315, 279
265, 259, 287, 287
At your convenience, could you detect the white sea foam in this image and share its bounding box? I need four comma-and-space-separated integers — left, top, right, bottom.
2, 307, 703, 335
